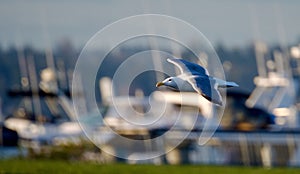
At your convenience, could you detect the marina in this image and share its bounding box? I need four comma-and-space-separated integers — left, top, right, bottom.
1, 2, 300, 171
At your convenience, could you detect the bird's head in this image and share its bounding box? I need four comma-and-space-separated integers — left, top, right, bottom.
156, 77, 180, 91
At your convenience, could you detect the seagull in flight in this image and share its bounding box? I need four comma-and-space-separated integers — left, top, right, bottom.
156, 58, 238, 106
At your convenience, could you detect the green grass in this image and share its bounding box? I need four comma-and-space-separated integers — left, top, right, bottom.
0, 159, 300, 174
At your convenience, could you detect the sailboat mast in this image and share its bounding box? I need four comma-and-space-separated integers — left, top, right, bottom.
27, 55, 42, 122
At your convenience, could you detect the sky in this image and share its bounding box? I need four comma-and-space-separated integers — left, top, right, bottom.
1, 0, 300, 50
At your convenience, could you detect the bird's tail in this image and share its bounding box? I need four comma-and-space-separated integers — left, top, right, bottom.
223, 81, 239, 88
213, 77, 239, 88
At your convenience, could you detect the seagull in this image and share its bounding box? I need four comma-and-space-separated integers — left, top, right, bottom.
156, 58, 238, 106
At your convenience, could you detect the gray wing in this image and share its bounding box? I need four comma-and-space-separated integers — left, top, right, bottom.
167, 58, 209, 76
188, 76, 223, 105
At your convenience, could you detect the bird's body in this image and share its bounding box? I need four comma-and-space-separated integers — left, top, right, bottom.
156, 58, 239, 105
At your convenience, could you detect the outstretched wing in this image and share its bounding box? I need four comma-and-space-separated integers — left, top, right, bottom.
167, 58, 209, 76
167, 58, 222, 105
188, 76, 223, 106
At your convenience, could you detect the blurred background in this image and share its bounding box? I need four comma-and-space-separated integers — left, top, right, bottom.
1, 0, 300, 169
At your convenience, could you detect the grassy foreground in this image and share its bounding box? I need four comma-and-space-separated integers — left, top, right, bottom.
0, 159, 300, 174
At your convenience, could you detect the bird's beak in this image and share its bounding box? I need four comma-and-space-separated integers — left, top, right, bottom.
156, 81, 164, 87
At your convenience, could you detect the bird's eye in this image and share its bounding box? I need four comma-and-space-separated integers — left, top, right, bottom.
168, 79, 172, 82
